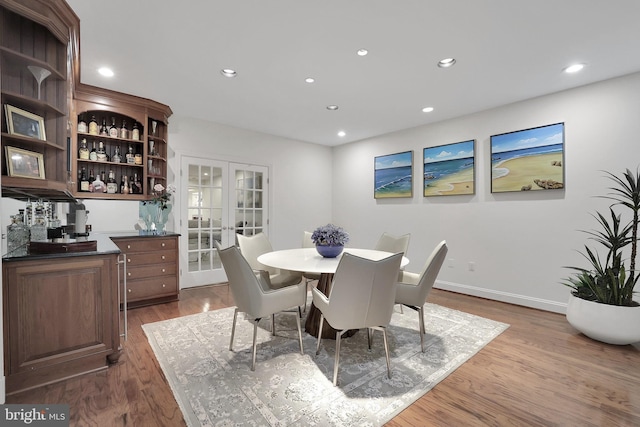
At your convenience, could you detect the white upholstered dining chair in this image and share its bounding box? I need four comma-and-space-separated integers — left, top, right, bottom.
237, 232, 303, 289
313, 252, 403, 386
395, 240, 448, 352
374, 232, 411, 255
215, 241, 305, 371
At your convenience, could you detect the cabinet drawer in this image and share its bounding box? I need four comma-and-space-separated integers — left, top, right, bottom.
126, 277, 178, 302
115, 237, 177, 253
124, 250, 176, 266
126, 263, 176, 280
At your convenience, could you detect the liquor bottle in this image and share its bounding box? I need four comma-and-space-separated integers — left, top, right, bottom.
120, 119, 128, 139
30, 205, 47, 241
88, 169, 96, 192
78, 114, 88, 133
121, 175, 130, 194
109, 117, 118, 138
101, 171, 108, 193
132, 172, 142, 194
132, 121, 140, 140
96, 141, 108, 162
92, 170, 104, 193
106, 170, 118, 194
126, 145, 135, 164
89, 141, 98, 161
88, 115, 99, 135
79, 167, 90, 192
99, 118, 108, 136
112, 145, 122, 163
7, 214, 29, 256
78, 138, 90, 160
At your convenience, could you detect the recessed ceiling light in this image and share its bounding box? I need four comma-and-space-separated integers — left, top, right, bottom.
564, 63, 584, 73
305, 77, 315, 83
437, 58, 456, 68
338, 131, 346, 137
357, 49, 368, 56
422, 107, 434, 113
98, 67, 114, 77
327, 105, 339, 110
221, 68, 237, 78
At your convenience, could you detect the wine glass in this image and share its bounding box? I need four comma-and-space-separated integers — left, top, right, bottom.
151, 120, 158, 136
27, 65, 51, 100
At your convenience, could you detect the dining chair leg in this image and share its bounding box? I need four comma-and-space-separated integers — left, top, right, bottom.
229, 308, 239, 351
382, 327, 392, 379
251, 319, 259, 371
418, 305, 426, 353
272, 313, 276, 336
367, 327, 373, 350
333, 330, 343, 386
295, 311, 304, 354
315, 315, 325, 355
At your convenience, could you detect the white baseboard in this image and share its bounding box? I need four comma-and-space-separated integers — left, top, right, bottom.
435, 280, 567, 314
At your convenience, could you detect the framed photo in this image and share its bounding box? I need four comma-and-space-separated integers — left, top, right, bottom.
5, 146, 45, 179
490, 122, 565, 193
423, 140, 475, 196
4, 104, 46, 141
374, 150, 413, 199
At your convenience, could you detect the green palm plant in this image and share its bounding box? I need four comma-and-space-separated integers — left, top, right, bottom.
563, 168, 640, 306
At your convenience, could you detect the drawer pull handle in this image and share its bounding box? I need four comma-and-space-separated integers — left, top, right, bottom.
127, 244, 131, 249
162, 284, 166, 288
128, 289, 131, 293
127, 272, 131, 277
162, 268, 166, 273
161, 243, 166, 247
161, 255, 166, 260
127, 258, 131, 263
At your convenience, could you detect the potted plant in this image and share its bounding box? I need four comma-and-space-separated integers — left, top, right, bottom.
311, 223, 349, 258
563, 168, 640, 345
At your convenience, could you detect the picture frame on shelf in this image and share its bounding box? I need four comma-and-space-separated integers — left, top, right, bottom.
423, 140, 475, 196
4, 104, 46, 141
5, 146, 46, 179
374, 150, 413, 199
490, 122, 565, 193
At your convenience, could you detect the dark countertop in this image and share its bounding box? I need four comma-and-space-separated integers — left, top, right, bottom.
2, 231, 180, 262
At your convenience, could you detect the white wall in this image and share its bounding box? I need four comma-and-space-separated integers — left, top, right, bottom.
332, 72, 640, 313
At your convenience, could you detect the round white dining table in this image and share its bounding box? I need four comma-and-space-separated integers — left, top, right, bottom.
258, 247, 409, 338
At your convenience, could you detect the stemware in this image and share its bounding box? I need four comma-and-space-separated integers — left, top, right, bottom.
27, 65, 52, 100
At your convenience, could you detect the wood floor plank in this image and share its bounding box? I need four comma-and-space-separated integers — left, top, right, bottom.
6, 285, 640, 426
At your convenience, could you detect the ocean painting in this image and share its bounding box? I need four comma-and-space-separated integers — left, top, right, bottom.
490, 122, 565, 193
423, 140, 475, 196
374, 151, 413, 198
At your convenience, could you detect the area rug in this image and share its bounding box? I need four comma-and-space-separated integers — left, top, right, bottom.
142, 302, 508, 426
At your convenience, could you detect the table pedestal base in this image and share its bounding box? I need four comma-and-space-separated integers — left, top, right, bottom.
304, 273, 358, 339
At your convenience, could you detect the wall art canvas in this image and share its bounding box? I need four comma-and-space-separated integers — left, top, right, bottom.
423, 140, 475, 196
374, 150, 413, 198
490, 122, 565, 193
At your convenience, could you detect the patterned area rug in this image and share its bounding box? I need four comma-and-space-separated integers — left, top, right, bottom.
142, 302, 508, 426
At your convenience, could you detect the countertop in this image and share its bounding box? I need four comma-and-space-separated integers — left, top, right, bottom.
2, 231, 180, 262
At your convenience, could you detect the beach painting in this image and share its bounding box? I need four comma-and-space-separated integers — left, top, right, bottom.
374, 150, 413, 198
491, 122, 565, 193
423, 140, 475, 196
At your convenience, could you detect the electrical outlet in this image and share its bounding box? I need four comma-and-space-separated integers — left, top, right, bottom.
468, 261, 476, 271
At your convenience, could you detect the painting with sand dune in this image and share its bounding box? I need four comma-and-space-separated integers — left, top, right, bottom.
423, 140, 475, 196
491, 122, 565, 193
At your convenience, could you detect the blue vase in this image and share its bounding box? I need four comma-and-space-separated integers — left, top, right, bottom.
316, 244, 344, 258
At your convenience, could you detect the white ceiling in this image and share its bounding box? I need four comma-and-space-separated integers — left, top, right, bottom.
66, 0, 640, 147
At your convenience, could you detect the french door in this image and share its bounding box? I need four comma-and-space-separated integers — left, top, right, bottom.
180, 156, 268, 288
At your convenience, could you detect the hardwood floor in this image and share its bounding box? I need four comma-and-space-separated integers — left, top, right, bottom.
6, 286, 640, 426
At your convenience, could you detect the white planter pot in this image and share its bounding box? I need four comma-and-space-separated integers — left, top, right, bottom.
566, 293, 640, 345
